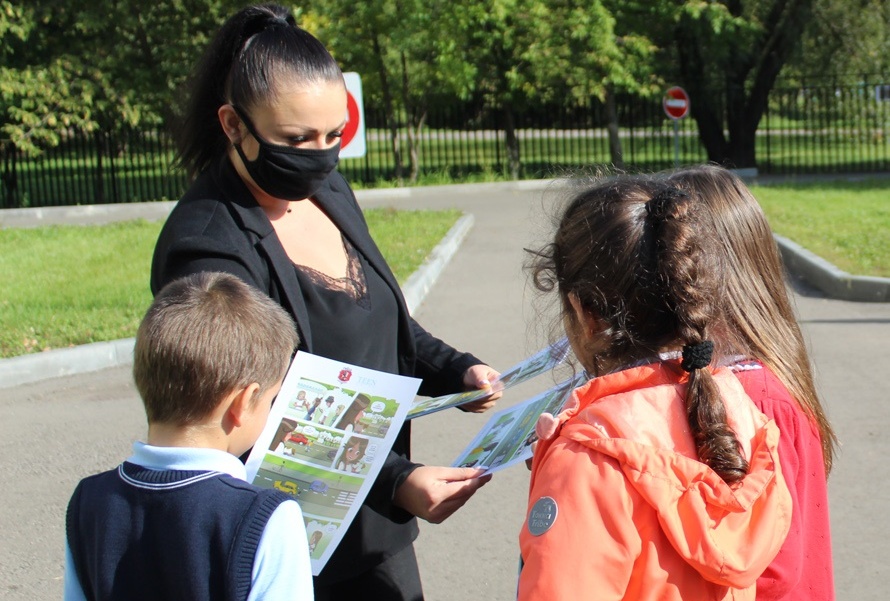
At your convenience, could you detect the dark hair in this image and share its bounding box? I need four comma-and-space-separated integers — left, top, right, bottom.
133, 271, 299, 424
530, 172, 749, 484
175, 4, 343, 178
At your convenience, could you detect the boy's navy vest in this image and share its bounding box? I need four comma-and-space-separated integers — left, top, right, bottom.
66, 462, 290, 601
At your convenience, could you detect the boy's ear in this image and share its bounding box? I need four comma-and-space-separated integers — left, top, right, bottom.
226, 382, 262, 427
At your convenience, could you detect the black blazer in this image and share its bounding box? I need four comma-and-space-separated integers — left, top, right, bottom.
150, 157, 482, 580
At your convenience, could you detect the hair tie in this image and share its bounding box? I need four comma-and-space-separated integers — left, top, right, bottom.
645, 187, 685, 222
681, 340, 714, 372
238, 13, 292, 53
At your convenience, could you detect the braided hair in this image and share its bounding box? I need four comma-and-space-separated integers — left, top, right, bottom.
530, 174, 749, 484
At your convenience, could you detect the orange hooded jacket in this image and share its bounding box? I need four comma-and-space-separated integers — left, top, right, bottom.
518, 361, 792, 600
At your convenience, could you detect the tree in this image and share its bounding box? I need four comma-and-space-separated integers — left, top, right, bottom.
306, 0, 482, 183
0, 2, 107, 155
668, 0, 818, 168
443, 0, 644, 178
1, 0, 239, 150
0, 0, 240, 204
785, 0, 890, 83
556, 1, 661, 169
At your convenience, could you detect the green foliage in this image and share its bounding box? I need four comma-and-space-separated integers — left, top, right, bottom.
785, 0, 890, 82
0, 0, 239, 156
663, 0, 819, 166
0, 0, 885, 171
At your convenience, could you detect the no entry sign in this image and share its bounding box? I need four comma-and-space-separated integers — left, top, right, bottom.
340, 72, 366, 159
663, 86, 690, 120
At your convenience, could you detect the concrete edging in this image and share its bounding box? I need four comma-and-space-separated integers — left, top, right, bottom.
0, 180, 556, 229
0, 337, 136, 391
775, 234, 890, 303
0, 212, 475, 390
402, 214, 474, 314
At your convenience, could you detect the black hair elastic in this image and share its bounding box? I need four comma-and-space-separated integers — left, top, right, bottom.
681, 340, 714, 372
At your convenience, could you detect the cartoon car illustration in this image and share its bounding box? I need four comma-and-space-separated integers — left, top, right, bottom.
273, 480, 299, 496
285, 432, 310, 446
309, 479, 329, 495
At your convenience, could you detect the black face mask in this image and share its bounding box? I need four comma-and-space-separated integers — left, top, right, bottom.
232, 106, 340, 201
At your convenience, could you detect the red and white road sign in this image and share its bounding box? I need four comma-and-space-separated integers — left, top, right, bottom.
663, 86, 690, 120
340, 72, 366, 159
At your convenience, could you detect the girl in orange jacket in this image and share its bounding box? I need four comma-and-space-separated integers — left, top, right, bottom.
520, 169, 794, 600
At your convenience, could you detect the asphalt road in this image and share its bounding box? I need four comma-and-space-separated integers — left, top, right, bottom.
2, 184, 889, 600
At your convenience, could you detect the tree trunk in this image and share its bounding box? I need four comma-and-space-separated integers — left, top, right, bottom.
372, 35, 404, 183
399, 51, 424, 183
0, 142, 19, 208
604, 86, 624, 170
503, 107, 521, 180
674, 0, 816, 169
406, 111, 427, 183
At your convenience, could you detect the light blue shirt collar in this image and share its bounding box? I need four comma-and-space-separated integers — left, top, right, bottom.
128, 441, 247, 481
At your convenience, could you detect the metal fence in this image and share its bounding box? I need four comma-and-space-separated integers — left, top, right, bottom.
2, 81, 888, 209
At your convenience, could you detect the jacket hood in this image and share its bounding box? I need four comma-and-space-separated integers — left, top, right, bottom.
558, 361, 791, 588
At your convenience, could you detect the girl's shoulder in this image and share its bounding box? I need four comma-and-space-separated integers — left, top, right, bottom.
728, 360, 803, 421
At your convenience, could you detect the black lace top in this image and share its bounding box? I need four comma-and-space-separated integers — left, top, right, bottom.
293, 235, 399, 373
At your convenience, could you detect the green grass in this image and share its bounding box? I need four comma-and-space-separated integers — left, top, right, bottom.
364, 208, 461, 281
0, 220, 161, 357
753, 178, 890, 278
0, 208, 461, 358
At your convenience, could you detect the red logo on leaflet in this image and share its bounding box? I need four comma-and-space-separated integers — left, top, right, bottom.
338, 368, 353, 383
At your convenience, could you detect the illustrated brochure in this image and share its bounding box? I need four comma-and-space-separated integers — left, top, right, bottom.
245, 351, 421, 576
451, 373, 584, 475
407, 336, 571, 419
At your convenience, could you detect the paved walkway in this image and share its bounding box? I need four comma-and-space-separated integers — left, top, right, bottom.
2, 182, 889, 600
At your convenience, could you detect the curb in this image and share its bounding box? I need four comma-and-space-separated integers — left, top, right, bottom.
775, 235, 890, 302
0, 212, 475, 390
0, 338, 137, 391
0, 201, 177, 228
402, 214, 474, 315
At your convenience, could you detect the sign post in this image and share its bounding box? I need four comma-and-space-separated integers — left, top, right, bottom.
662, 86, 690, 168
340, 72, 366, 159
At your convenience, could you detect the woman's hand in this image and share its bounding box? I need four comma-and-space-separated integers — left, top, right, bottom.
394, 466, 492, 524
459, 364, 502, 413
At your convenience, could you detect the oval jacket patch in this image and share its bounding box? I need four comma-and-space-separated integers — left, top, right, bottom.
527, 496, 558, 536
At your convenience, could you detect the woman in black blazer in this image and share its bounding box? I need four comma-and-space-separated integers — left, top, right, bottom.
150, 5, 499, 600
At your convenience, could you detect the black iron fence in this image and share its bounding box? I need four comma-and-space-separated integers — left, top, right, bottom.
2, 80, 888, 209
0, 128, 185, 209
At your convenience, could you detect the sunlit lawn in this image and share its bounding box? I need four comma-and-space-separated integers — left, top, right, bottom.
753, 178, 890, 278
0, 208, 461, 358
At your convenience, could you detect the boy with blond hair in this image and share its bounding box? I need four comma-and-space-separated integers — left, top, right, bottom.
64, 271, 311, 600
